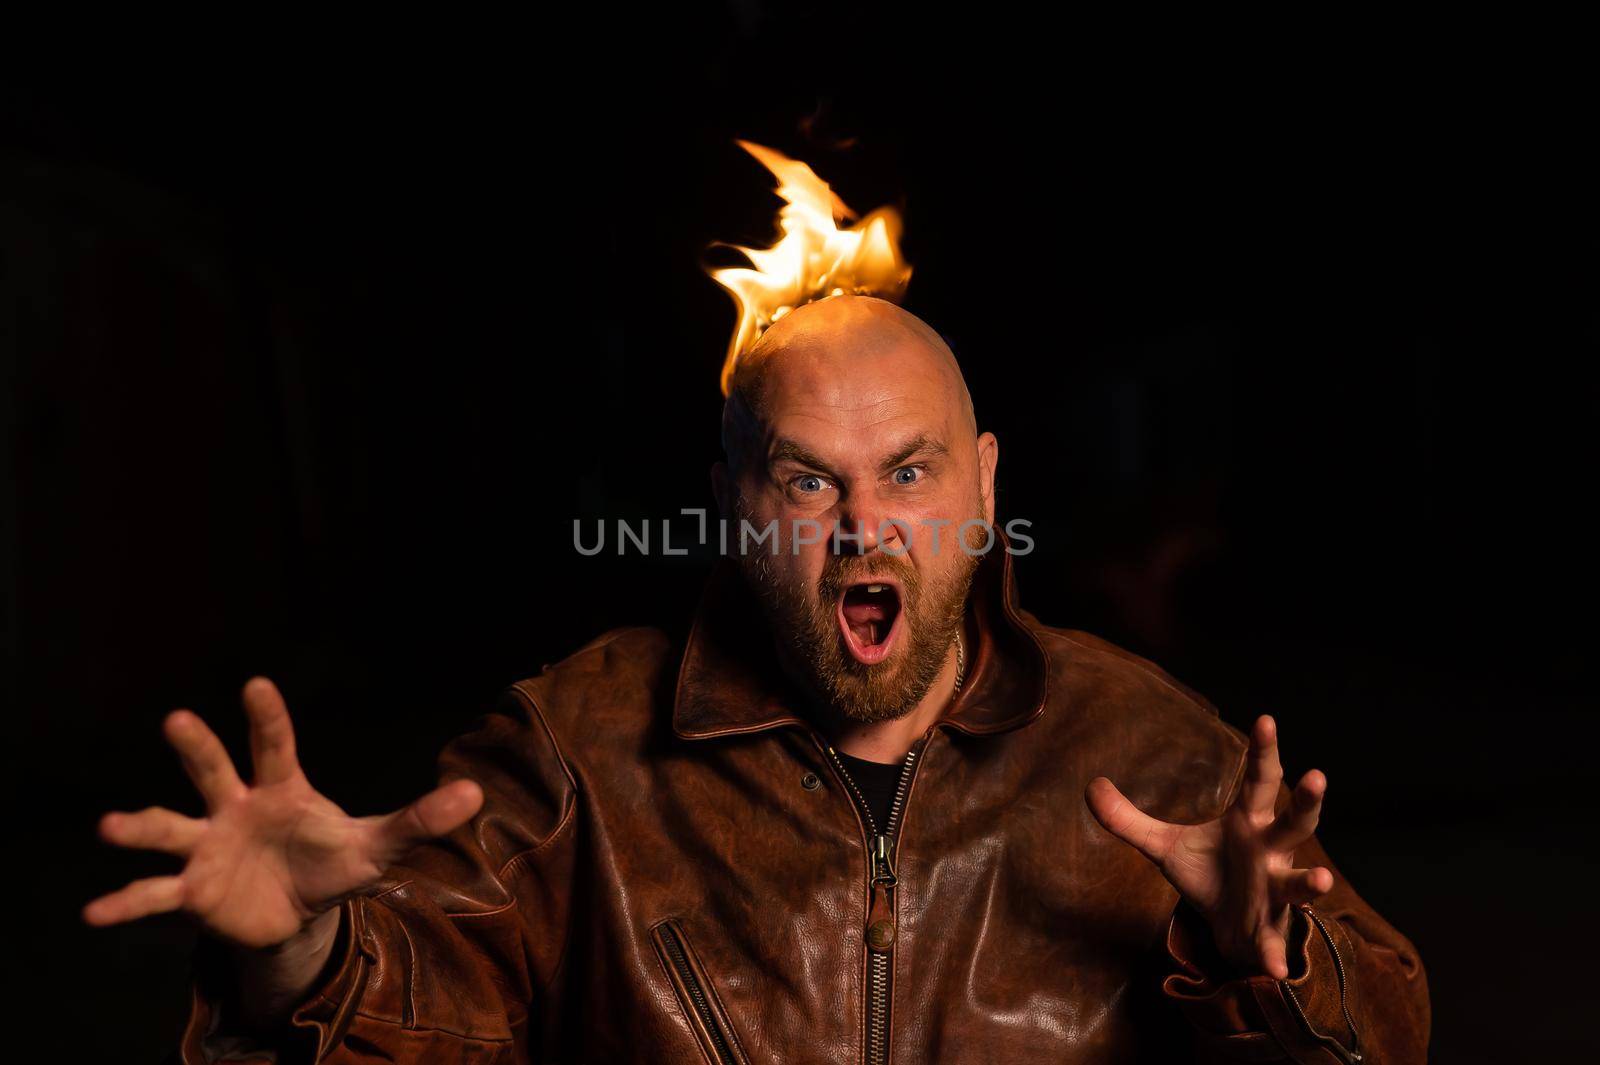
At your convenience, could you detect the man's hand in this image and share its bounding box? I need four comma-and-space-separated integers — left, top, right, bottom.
84, 677, 483, 1017
1085, 714, 1331, 980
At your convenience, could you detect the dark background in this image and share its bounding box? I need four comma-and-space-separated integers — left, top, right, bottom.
6, 8, 1595, 1060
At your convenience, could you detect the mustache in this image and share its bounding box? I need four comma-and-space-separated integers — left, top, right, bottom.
816, 552, 921, 603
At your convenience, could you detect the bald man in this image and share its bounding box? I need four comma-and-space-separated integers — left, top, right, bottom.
89, 296, 1429, 1063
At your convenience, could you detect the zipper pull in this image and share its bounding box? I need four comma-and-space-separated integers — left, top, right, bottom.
866, 878, 896, 953
871, 834, 896, 881
866, 834, 897, 953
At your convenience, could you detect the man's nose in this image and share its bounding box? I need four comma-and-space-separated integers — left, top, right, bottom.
836, 493, 907, 555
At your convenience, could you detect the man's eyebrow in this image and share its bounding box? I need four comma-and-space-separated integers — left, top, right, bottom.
880, 433, 949, 470
769, 439, 836, 472
767, 434, 948, 475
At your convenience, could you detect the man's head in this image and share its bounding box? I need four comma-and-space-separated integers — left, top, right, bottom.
712, 295, 999, 724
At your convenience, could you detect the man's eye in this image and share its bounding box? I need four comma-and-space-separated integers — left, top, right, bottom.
794, 475, 829, 494
892, 466, 923, 486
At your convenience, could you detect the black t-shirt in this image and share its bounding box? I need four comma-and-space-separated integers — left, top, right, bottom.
834, 750, 905, 835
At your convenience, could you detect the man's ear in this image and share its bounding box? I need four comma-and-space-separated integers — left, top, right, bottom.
976, 431, 999, 525
711, 460, 732, 520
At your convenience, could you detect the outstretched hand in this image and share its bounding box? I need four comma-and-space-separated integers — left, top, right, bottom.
1086, 715, 1331, 979
84, 677, 484, 950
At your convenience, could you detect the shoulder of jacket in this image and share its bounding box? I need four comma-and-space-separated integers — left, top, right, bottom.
1026, 619, 1249, 815
1027, 619, 1245, 747
504, 625, 676, 745
1032, 622, 1220, 713
529, 624, 672, 674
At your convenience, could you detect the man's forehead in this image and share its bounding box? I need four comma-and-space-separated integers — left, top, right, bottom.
721, 295, 977, 474
769, 380, 929, 430
758, 410, 961, 486
759, 359, 957, 457
756, 336, 957, 423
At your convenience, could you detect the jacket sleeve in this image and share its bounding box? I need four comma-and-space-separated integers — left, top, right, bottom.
1161, 826, 1430, 1064
179, 681, 579, 1065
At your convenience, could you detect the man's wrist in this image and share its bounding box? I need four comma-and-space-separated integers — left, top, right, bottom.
228, 906, 347, 1033
1173, 901, 1307, 983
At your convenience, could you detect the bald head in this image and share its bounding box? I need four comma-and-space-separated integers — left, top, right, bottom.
722, 296, 976, 474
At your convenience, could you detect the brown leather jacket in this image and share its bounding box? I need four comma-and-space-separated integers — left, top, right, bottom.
182, 549, 1429, 1063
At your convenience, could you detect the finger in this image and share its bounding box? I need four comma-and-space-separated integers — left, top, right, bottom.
1085, 777, 1178, 863
242, 676, 300, 785
369, 779, 485, 864
98, 807, 206, 857
1239, 715, 1283, 817
164, 710, 247, 810
1256, 922, 1290, 981
82, 875, 186, 926
1273, 866, 1335, 907
1264, 769, 1326, 851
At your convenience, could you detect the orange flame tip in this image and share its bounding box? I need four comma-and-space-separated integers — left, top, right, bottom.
709, 140, 912, 395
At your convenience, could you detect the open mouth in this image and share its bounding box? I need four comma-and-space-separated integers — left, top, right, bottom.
837, 580, 903, 665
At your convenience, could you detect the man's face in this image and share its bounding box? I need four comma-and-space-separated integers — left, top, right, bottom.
720, 300, 998, 724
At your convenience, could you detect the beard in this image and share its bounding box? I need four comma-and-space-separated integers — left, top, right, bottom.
736, 509, 980, 725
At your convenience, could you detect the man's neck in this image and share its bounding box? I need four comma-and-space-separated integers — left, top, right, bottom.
829, 641, 963, 764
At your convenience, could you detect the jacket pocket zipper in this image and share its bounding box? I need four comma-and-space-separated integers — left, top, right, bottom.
1281, 905, 1363, 1064
652, 919, 745, 1065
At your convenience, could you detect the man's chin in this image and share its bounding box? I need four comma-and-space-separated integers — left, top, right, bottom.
831, 698, 921, 727
823, 651, 934, 725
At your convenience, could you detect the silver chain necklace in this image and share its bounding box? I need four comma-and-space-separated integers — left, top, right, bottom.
953, 630, 967, 693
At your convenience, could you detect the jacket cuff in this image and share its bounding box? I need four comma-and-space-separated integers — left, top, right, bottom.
178, 900, 375, 1065
1163, 903, 1362, 1065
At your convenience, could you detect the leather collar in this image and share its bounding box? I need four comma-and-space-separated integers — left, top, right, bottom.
672, 536, 1050, 741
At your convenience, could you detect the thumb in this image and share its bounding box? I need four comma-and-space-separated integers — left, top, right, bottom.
1257, 922, 1291, 981
370, 779, 485, 864
1085, 777, 1175, 863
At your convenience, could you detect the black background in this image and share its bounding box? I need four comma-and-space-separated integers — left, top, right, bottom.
6, 7, 1596, 1060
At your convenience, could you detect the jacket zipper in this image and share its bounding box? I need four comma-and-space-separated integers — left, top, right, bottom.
658, 921, 741, 1065
1281, 905, 1363, 1064
825, 740, 924, 1065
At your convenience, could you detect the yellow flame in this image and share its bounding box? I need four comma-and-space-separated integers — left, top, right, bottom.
710, 140, 912, 394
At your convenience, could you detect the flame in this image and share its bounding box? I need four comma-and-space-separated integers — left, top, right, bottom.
710, 140, 912, 394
